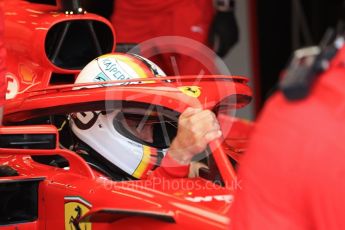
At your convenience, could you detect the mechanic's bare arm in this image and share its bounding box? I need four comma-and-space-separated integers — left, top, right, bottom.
168, 107, 222, 165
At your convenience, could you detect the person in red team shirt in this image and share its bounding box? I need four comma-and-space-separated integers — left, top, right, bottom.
78, 0, 238, 75
109, 0, 238, 75
229, 30, 345, 229
0, 8, 6, 126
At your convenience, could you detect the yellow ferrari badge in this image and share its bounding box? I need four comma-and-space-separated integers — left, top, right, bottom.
64, 196, 92, 230
178, 86, 201, 98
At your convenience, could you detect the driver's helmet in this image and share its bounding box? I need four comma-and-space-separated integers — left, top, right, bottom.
70, 53, 177, 179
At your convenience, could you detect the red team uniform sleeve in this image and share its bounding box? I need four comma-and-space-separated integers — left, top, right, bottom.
149, 153, 189, 179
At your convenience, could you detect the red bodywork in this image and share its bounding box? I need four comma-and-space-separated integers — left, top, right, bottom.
3, 0, 115, 99
0, 1, 253, 229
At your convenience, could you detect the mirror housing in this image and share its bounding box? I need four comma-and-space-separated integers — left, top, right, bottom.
0, 125, 58, 150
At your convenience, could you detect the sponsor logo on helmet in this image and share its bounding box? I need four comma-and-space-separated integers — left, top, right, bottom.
94, 72, 111, 82
98, 58, 130, 82
72, 112, 100, 130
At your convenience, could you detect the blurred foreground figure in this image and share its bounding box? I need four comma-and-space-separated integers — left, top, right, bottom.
229, 34, 345, 229
0, 8, 6, 125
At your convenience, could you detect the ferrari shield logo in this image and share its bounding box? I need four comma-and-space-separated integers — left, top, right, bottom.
178, 86, 201, 98
64, 196, 92, 230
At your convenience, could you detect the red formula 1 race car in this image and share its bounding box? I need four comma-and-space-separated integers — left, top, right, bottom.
0, 1, 253, 229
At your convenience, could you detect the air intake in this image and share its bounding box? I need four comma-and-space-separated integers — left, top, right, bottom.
45, 20, 114, 70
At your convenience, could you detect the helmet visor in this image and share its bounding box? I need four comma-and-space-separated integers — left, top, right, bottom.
113, 105, 178, 149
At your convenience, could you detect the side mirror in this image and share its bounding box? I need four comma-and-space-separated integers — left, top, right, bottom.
0, 125, 94, 179
0, 125, 58, 150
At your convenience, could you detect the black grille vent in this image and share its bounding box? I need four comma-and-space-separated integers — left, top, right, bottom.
0, 179, 41, 225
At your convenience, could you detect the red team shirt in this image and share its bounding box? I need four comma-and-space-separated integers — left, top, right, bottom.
111, 0, 214, 43
111, 0, 216, 75
112, 0, 186, 14
0, 9, 5, 106
230, 46, 345, 229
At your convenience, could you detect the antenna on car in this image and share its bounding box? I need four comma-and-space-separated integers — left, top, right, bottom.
56, 0, 86, 14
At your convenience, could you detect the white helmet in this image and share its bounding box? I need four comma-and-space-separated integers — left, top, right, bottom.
70, 53, 177, 179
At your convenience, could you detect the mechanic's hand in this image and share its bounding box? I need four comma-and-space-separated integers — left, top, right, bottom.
208, 11, 239, 57
168, 107, 222, 165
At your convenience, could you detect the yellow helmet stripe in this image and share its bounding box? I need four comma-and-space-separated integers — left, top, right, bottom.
115, 54, 149, 79
132, 145, 152, 178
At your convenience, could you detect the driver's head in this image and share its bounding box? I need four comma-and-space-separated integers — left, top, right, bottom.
69, 53, 177, 179
122, 113, 154, 143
